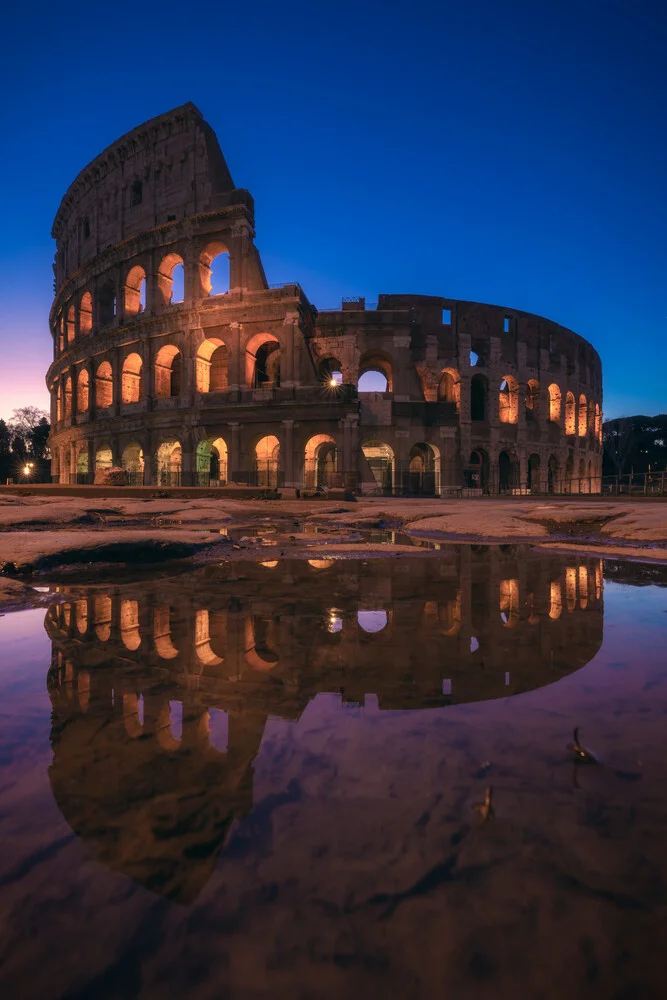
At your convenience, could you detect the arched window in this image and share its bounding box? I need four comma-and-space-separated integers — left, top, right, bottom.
565, 392, 576, 435
64, 376, 72, 418
527, 453, 541, 493
438, 368, 460, 408
157, 253, 185, 306
98, 279, 116, 326
66, 304, 75, 345
121, 353, 143, 404
547, 455, 559, 493
79, 291, 93, 334
587, 400, 596, 435
199, 241, 230, 296
76, 368, 89, 412
547, 384, 561, 423
304, 434, 337, 489
526, 380, 540, 418
318, 357, 344, 388
578, 394, 587, 437
124, 265, 146, 317
471, 374, 488, 421
358, 353, 393, 393
154, 345, 182, 398
499, 376, 518, 423
95, 361, 113, 409
255, 435, 280, 487
595, 403, 602, 442
245, 334, 281, 388
196, 338, 229, 392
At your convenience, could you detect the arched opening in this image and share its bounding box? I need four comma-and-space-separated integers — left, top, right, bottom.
157, 253, 185, 306
579, 458, 588, 494
357, 609, 388, 633
579, 565, 589, 608
154, 345, 182, 398
361, 441, 394, 493
358, 353, 393, 393
244, 616, 280, 671
547, 455, 559, 494
156, 440, 182, 487
499, 376, 519, 423
465, 449, 488, 491
79, 291, 93, 334
95, 444, 113, 476
438, 368, 460, 409
66, 304, 75, 345
578, 394, 587, 437
98, 279, 116, 326
196, 437, 228, 486
565, 454, 575, 493
587, 400, 596, 436
549, 580, 562, 619
318, 357, 344, 389
121, 353, 143, 403
199, 241, 230, 296
75, 599, 88, 635
95, 361, 113, 409
64, 376, 72, 419
499, 578, 519, 627
77, 368, 89, 412
304, 434, 337, 489
526, 380, 540, 419
194, 610, 224, 666
121, 442, 144, 485
548, 383, 561, 423
120, 599, 141, 650
527, 453, 541, 493
76, 445, 89, 484
255, 435, 280, 487
470, 374, 488, 421
566, 567, 577, 612
498, 450, 518, 493
196, 338, 229, 392
94, 596, 112, 642
124, 265, 146, 317
154, 606, 178, 659
407, 442, 439, 496
595, 403, 602, 442
245, 333, 281, 388
565, 392, 576, 435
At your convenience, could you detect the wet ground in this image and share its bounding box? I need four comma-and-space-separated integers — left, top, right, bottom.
0, 547, 666, 999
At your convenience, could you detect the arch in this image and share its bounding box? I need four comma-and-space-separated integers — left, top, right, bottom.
124, 264, 146, 317
549, 580, 563, 619
64, 375, 72, 419
154, 606, 178, 659
304, 434, 337, 489
196, 437, 228, 486
195, 609, 224, 666
155, 701, 182, 751
547, 383, 561, 423
121, 352, 143, 403
318, 357, 344, 387
578, 394, 587, 437
595, 403, 602, 442
123, 693, 144, 739
93, 595, 112, 642
76, 444, 89, 478
199, 240, 230, 296
565, 566, 577, 612
95, 445, 113, 477
527, 453, 541, 493
120, 599, 141, 650
196, 337, 229, 392
578, 457, 588, 494
121, 442, 144, 485
407, 442, 440, 496
75, 599, 88, 635
499, 578, 519, 627
154, 344, 182, 398
498, 450, 519, 493
157, 252, 185, 306
465, 449, 488, 491
98, 279, 116, 326
156, 440, 182, 487
76, 368, 89, 412
565, 454, 574, 493
470, 374, 488, 421
357, 609, 388, 633
79, 291, 93, 334
565, 392, 576, 435
255, 435, 280, 487
95, 361, 113, 409
579, 565, 589, 608
526, 380, 540, 418
438, 367, 460, 408
361, 440, 394, 493
66, 304, 75, 345
245, 332, 280, 388
358, 352, 393, 393
547, 454, 559, 494
499, 376, 519, 423
244, 616, 280, 671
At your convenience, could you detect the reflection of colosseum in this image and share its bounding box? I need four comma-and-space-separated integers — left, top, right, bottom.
47, 103, 602, 495
45, 551, 603, 900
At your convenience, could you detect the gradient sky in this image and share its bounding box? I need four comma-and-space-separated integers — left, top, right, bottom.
0, 0, 665, 421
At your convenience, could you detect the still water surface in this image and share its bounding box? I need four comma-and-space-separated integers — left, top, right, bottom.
0, 548, 666, 999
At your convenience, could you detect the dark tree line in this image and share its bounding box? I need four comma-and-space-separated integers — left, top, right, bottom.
0, 407, 51, 483
603, 414, 667, 478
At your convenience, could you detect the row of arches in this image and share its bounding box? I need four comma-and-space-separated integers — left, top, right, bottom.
54, 244, 232, 352
469, 375, 601, 437
467, 449, 600, 494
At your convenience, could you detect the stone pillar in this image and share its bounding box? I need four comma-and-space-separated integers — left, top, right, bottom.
70, 366, 78, 420
281, 315, 296, 388
228, 422, 241, 481
281, 419, 296, 487
181, 429, 194, 487
144, 339, 155, 410
227, 323, 241, 390
143, 432, 153, 486
342, 416, 359, 491
86, 439, 95, 485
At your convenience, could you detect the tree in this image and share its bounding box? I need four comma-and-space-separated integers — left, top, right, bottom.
9, 406, 49, 439
29, 417, 50, 461
603, 417, 635, 476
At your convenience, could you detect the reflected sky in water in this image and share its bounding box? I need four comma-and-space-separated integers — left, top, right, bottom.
1, 550, 666, 999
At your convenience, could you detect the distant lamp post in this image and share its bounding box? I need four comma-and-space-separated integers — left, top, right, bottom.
22, 462, 34, 480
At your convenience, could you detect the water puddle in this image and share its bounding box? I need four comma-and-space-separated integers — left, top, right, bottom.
1, 548, 666, 998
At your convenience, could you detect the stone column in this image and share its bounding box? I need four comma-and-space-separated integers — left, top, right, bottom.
281, 315, 297, 388
86, 439, 95, 485
281, 419, 296, 487
227, 323, 241, 390
181, 428, 194, 487
228, 422, 241, 482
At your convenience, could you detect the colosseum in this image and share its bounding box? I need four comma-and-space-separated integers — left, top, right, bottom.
47, 103, 603, 495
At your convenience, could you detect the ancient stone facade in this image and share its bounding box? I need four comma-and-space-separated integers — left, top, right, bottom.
47, 103, 603, 494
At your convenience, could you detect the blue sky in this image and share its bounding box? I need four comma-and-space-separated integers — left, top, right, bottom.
0, 0, 664, 420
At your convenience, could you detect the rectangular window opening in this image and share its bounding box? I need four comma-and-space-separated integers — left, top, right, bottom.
503, 316, 510, 333
442, 308, 451, 325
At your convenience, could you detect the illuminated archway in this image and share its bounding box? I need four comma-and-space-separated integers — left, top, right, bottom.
154, 345, 182, 398
121, 442, 144, 484
196, 437, 228, 486
548, 383, 561, 423
245, 333, 281, 388
304, 434, 337, 488
124, 264, 146, 317
499, 376, 519, 424
121, 353, 143, 403
361, 440, 394, 493
255, 435, 280, 487
199, 241, 230, 296
156, 440, 182, 486
95, 361, 113, 409
196, 338, 229, 392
